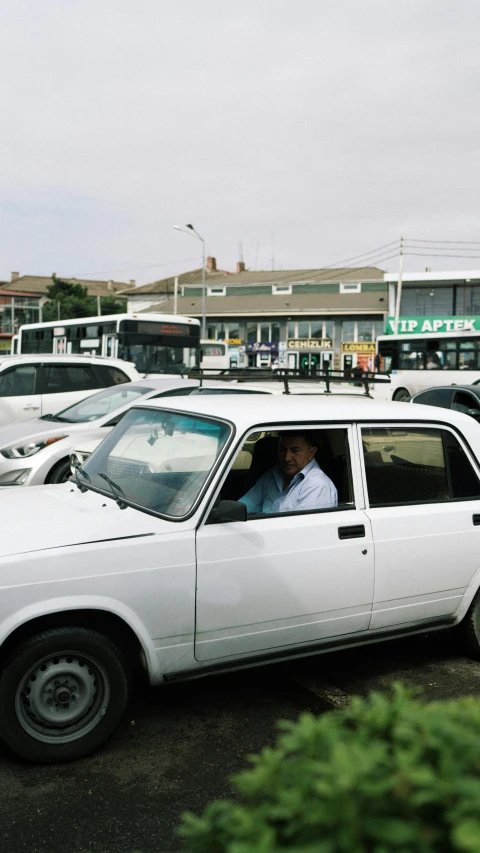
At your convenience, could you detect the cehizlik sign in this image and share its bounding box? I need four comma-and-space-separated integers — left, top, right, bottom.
287, 338, 332, 350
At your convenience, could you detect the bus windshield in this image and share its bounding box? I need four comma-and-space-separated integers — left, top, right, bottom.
118, 319, 199, 375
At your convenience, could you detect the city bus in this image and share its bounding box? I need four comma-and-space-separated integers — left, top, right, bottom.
377, 329, 480, 400
17, 313, 201, 376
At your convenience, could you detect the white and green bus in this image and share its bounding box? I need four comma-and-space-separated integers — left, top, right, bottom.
377, 329, 480, 400
17, 313, 201, 376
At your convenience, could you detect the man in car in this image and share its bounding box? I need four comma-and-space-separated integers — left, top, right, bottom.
239, 431, 338, 514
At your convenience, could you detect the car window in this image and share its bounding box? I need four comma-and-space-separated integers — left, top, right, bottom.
452, 391, 480, 415
216, 427, 353, 516
413, 388, 455, 407
81, 408, 231, 518
100, 365, 131, 386
54, 384, 153, 423
362, 426, 480, 505
37, 365, 102, 394
0, 364, 36, 397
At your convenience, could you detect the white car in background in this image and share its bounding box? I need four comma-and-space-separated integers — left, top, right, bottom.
0, 377, 278, 487
0, 354, 140, 426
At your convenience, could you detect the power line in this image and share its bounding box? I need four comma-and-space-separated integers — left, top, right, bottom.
405, 251, 480, 259
406, 238, 480, 245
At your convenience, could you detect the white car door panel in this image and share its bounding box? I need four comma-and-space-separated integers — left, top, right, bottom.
195, 509, 374, 661
366, 502, 479, 629
361, 423, 480, 630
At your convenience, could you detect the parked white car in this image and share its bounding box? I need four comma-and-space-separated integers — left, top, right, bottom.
0, 394, 479, 763
0, 377, 277, 487
0, 355, 140, 426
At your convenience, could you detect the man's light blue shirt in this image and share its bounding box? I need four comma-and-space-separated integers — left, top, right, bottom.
239, 459, 338, 515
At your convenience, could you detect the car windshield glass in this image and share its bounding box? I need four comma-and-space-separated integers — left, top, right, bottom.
51, 385, 154, 423
81, 407, 231, 516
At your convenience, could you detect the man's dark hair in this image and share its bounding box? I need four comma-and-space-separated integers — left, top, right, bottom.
279, 431, 317, 448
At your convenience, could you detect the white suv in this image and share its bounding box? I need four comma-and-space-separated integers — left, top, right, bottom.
0, 355, 140, 426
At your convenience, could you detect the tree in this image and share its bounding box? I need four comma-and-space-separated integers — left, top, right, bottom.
42, 276, 127, 321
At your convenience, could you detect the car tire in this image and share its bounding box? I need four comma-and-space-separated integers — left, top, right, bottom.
47, 458, 73, 484
0, 627, 131, 763
393, 388, 410, 402
460, 590, 480, 661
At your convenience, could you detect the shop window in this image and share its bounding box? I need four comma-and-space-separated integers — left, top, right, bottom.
260, 324, 270, 341
246, 323, 257, 343
287, 322, 295, 339
310, 321, 323, 339
297, 321, 309, 338
271, 323, 280, 343
342, 321, 355, 341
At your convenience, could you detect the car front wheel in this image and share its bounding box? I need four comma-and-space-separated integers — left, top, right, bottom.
392, 388, 411, 402
461, 590, 480, 661
47, 458, 73, 484
0, 627, 130, 763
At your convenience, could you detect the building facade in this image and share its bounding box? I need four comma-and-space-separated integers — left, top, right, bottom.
129, 263, 387, 371
385, 269, 480, 334
0, 290, 41, 352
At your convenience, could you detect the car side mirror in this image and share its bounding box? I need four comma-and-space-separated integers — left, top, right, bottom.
207, 500, 247, 524
468, 408, 480, 420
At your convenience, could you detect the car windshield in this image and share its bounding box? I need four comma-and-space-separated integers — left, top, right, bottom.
45, 384, 154, 423
80, 407, 231, 517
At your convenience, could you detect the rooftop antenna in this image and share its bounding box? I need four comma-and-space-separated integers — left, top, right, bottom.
271, 232, 275, 271
237, 241, 244, 263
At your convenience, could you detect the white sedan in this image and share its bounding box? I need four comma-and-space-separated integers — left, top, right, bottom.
0, 393, 479, 763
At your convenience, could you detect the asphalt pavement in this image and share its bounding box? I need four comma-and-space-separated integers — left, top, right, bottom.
0, 629, 479, 853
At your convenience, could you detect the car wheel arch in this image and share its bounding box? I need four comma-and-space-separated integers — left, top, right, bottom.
0, 606, 151, 681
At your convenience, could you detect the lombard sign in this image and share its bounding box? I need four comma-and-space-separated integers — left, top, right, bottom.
386, 316, 480, 335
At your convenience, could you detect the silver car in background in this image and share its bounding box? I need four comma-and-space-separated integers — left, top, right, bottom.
0, 377, 250, 487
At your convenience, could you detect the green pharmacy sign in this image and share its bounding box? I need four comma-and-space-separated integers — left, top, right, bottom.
386, 316, 480, 335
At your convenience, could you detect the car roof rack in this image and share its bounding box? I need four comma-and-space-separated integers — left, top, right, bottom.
187, 367, 391, 396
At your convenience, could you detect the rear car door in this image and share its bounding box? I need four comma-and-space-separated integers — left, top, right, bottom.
361, 421, 480, 631
36, 364, 104, 415
0, 364, 42, 425
194, 423, 374, 662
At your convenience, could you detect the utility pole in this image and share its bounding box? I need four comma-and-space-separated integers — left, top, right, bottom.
97, 295, 101, 316
173, 276, 178, 315
57, 300, 61, 321
394, 236, 404, 333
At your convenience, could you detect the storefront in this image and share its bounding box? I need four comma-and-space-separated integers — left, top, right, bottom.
341, 341, 377, 371
286, 338, 333, 371
246, 341, 278, 367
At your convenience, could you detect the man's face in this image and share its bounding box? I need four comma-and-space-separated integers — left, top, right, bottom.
278, 435, 316, 479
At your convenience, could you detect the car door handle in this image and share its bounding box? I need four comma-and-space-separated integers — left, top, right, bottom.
338, 524, 365, 540
23, 404, 40, 410
473, 515, 480, 526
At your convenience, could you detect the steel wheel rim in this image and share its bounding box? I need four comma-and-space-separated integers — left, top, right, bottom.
15, 650, 111, 744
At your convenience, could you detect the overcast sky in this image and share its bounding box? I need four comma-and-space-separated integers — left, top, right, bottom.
1, 0, 480, 285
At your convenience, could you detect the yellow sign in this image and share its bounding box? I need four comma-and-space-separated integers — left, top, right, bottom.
0, 339, 12, 352
226, 338, 242, 345
288, 338, 333, 350
341, 342, 376, 354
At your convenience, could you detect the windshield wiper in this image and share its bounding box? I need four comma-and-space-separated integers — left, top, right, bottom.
40, 414, 71, 422
98, 472, 128, 510
74, 466, 91, 493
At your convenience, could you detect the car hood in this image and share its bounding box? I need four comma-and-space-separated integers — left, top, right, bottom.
0, 418, 88, 449
0, 484, 173, 558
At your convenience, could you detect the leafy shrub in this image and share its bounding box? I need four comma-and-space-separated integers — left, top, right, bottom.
179, 685, 480, 853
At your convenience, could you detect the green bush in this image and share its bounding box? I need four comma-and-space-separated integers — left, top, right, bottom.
179, 685, 480, 853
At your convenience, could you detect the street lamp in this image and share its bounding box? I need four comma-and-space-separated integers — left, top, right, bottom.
174, 224, 206, 339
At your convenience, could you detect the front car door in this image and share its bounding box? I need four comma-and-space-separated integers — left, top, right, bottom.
361, 421, 480, 631
194, 423, 374, 662
0, 364, 42, 425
